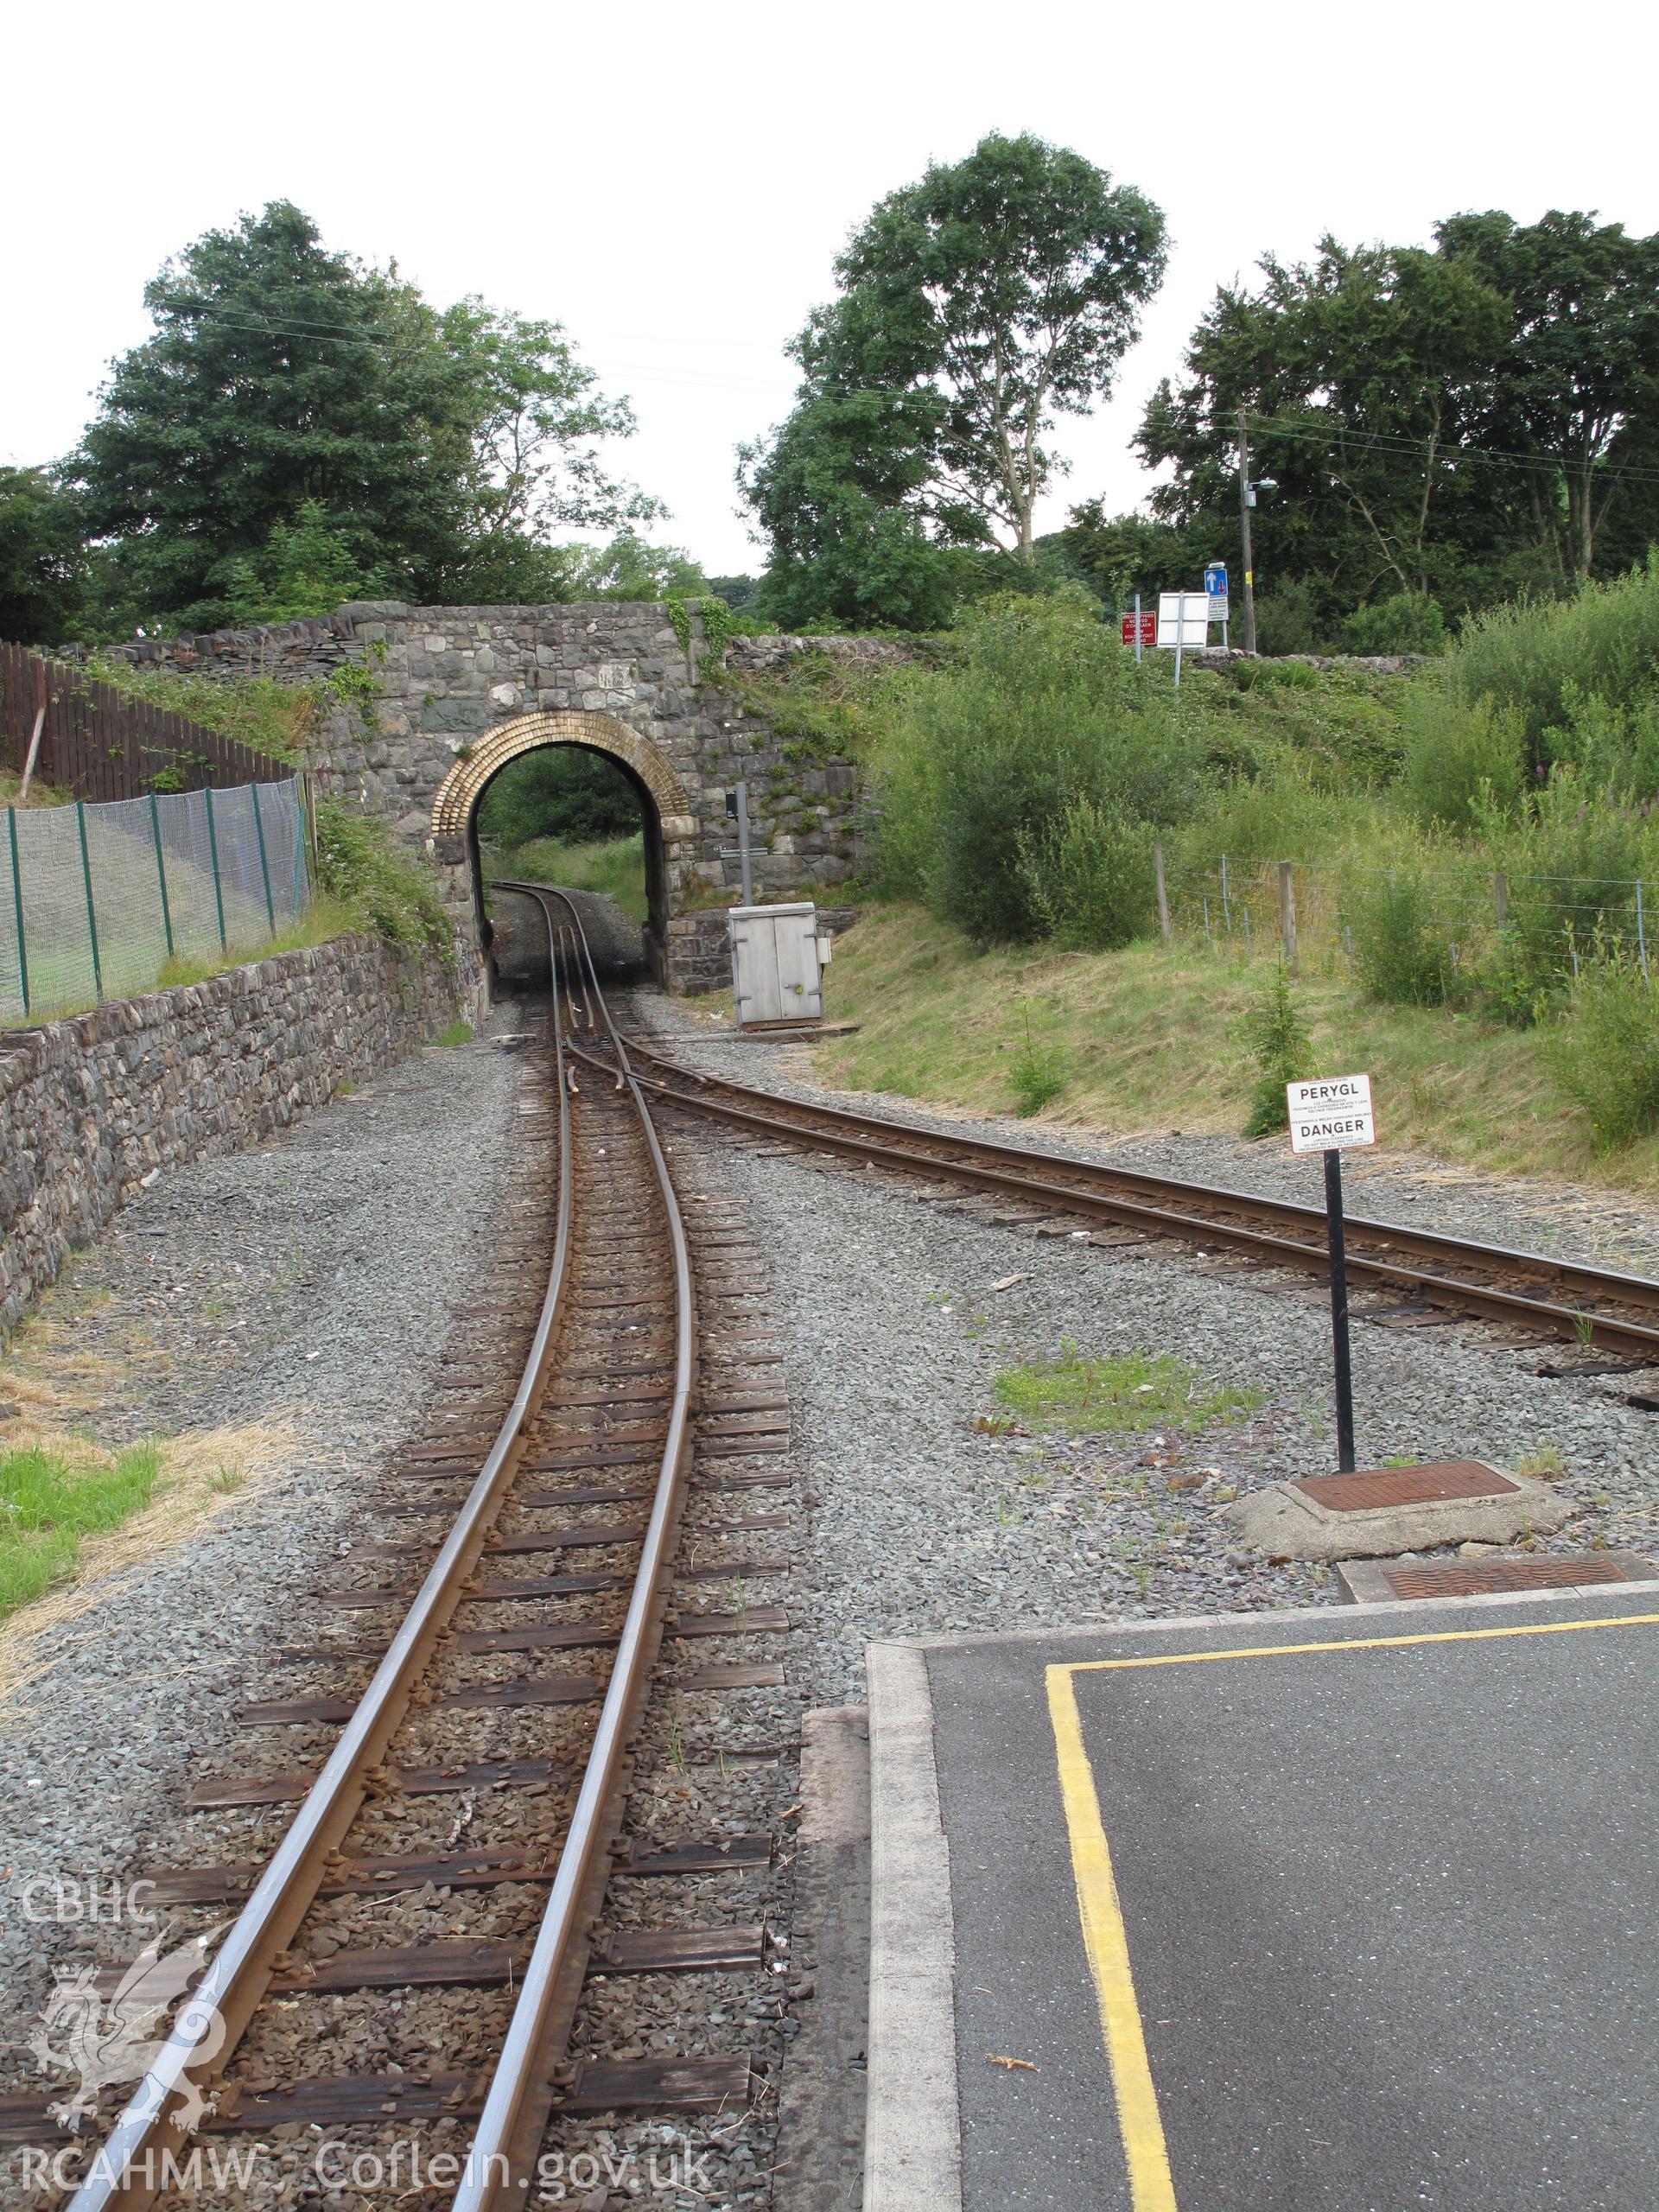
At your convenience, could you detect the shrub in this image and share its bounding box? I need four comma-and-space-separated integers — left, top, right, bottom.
315, 800, 453, 960
1345, 866, 1463, 1007
1018, 798, 1155, 950
1541, 683, 1659, 798
1010, 1042, 1066, 1116
1252, 580, 1338, 657
1009, 1002, 1066, 1116
1448, 555, 1659, 757
874, 594, 1201, 943
1485, 775, 1657, 1016
1401, 684, 1526, 833
1241, 965, 1313, 1136
1552, 957, 1659, 1145
1342, 593, 1447, 657
1175, 761, 1350, 882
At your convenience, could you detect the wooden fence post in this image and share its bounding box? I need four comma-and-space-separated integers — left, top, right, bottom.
1154, 844, 1173, 947
1492, 872, 1510, 928
1277, 861, 1297, 971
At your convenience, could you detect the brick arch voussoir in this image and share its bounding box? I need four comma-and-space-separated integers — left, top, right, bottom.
429, 711, 692, 838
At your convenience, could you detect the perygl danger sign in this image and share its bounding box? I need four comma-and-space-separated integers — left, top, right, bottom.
1287, 1072, 1376, 1155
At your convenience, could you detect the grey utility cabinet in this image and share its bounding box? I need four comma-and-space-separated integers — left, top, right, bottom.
728, 901, 832, 1028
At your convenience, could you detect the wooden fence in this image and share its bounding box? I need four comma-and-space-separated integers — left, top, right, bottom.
0, 641, 290, 801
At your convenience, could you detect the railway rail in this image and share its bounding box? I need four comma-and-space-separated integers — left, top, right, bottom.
620, 1033, 1659, 1366
29, 887, 791, 2210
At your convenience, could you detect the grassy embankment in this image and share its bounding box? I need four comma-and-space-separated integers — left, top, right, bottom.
813, 902, 1652, 1188
722, 573, 1659, 1193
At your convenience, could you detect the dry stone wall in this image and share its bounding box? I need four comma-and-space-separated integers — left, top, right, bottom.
0, 934, 461, 1334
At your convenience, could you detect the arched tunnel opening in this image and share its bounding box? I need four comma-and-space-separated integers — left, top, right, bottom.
468, 744, 664, 997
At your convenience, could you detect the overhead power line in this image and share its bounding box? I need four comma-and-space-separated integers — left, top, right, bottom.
1217, 409, 1659, 490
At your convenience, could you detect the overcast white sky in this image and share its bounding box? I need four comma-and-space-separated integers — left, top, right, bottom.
8, 0, 1657, 579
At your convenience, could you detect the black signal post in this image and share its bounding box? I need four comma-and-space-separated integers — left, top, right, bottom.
1323, 1147, 1357, 1472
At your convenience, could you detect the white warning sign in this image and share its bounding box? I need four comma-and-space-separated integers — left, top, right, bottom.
1287, 1072, 1376, 1155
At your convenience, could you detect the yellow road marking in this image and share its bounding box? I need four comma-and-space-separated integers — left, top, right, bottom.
1046, 1611, 1655, 2208
1067, 1611, 1659, 1675
1046, 1664, 1178, 2212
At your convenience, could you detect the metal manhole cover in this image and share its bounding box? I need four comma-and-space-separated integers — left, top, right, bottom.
1293, 1459, 1519, 1512
1383, 1557, 1624, 1599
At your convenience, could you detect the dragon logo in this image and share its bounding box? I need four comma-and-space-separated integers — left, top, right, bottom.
25, 1925, 230, 2131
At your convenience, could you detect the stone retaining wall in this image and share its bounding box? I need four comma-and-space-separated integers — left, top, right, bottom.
0, 935, 461, 1334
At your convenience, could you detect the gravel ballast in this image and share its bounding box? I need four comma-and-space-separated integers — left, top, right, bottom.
0, 1012, 531, 2057
2, 957, 1654, 2209
632, 995, 1659, 1712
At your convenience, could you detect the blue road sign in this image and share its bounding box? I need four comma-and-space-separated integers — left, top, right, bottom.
1205, 563, 1229, 597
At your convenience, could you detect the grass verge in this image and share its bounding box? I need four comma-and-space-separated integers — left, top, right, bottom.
815, 902, 1659, 1192
0, 1439, 162, 1622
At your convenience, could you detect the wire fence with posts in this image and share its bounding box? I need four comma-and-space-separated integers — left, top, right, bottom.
1, 779, 314, 1026
1149, 843, 1656, 991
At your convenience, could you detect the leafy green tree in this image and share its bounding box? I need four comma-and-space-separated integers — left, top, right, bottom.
427, 299, 661, 595
743, 133, 1166, 626
560, 530, 708, 601
0, 467, 89, 643
1138, 238, 1510, 614
222, 499, 385, 625
477, 747, 641, 847
70, 201, 657, 630
1058, 504, 1212, 613
1434, 209, 1659, 582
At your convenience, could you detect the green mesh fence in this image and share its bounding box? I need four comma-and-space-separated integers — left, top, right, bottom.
0, 780, 311, 1025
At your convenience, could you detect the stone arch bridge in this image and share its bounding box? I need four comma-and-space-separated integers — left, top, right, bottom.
315, 601, 881, 998
82, 600, 895, 1000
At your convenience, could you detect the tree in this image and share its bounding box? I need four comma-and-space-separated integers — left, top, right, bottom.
1136, 238, 1510, 616
222, 499, 385, 625
1435, 209, 1659, 581
1057, 505, 1210, 613
742, 133, 1166, 625
476, 746, 642, 848
70, 201, 658, 631
559, 530, 708, 601
429, 300, 662, 594
0, 467, 89, 643
1123, 211, 1659, 634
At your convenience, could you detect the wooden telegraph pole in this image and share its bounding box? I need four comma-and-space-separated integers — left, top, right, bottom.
1236, 405, 1258, 657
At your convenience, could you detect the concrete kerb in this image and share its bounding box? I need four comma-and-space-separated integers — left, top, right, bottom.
880, 1576, 1659, 1666
1226, 1465, 1573, 1561
773, 1707, 873, 2212
862, 1641, 963, 2212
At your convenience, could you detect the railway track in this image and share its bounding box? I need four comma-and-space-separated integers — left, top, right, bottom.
620, 1033, 1659, 1368
20, 889, 795, 2210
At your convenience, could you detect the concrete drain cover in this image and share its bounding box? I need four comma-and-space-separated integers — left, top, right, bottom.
1228, 1457, 1573, 1563
1338, 1549, 1658, 1604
